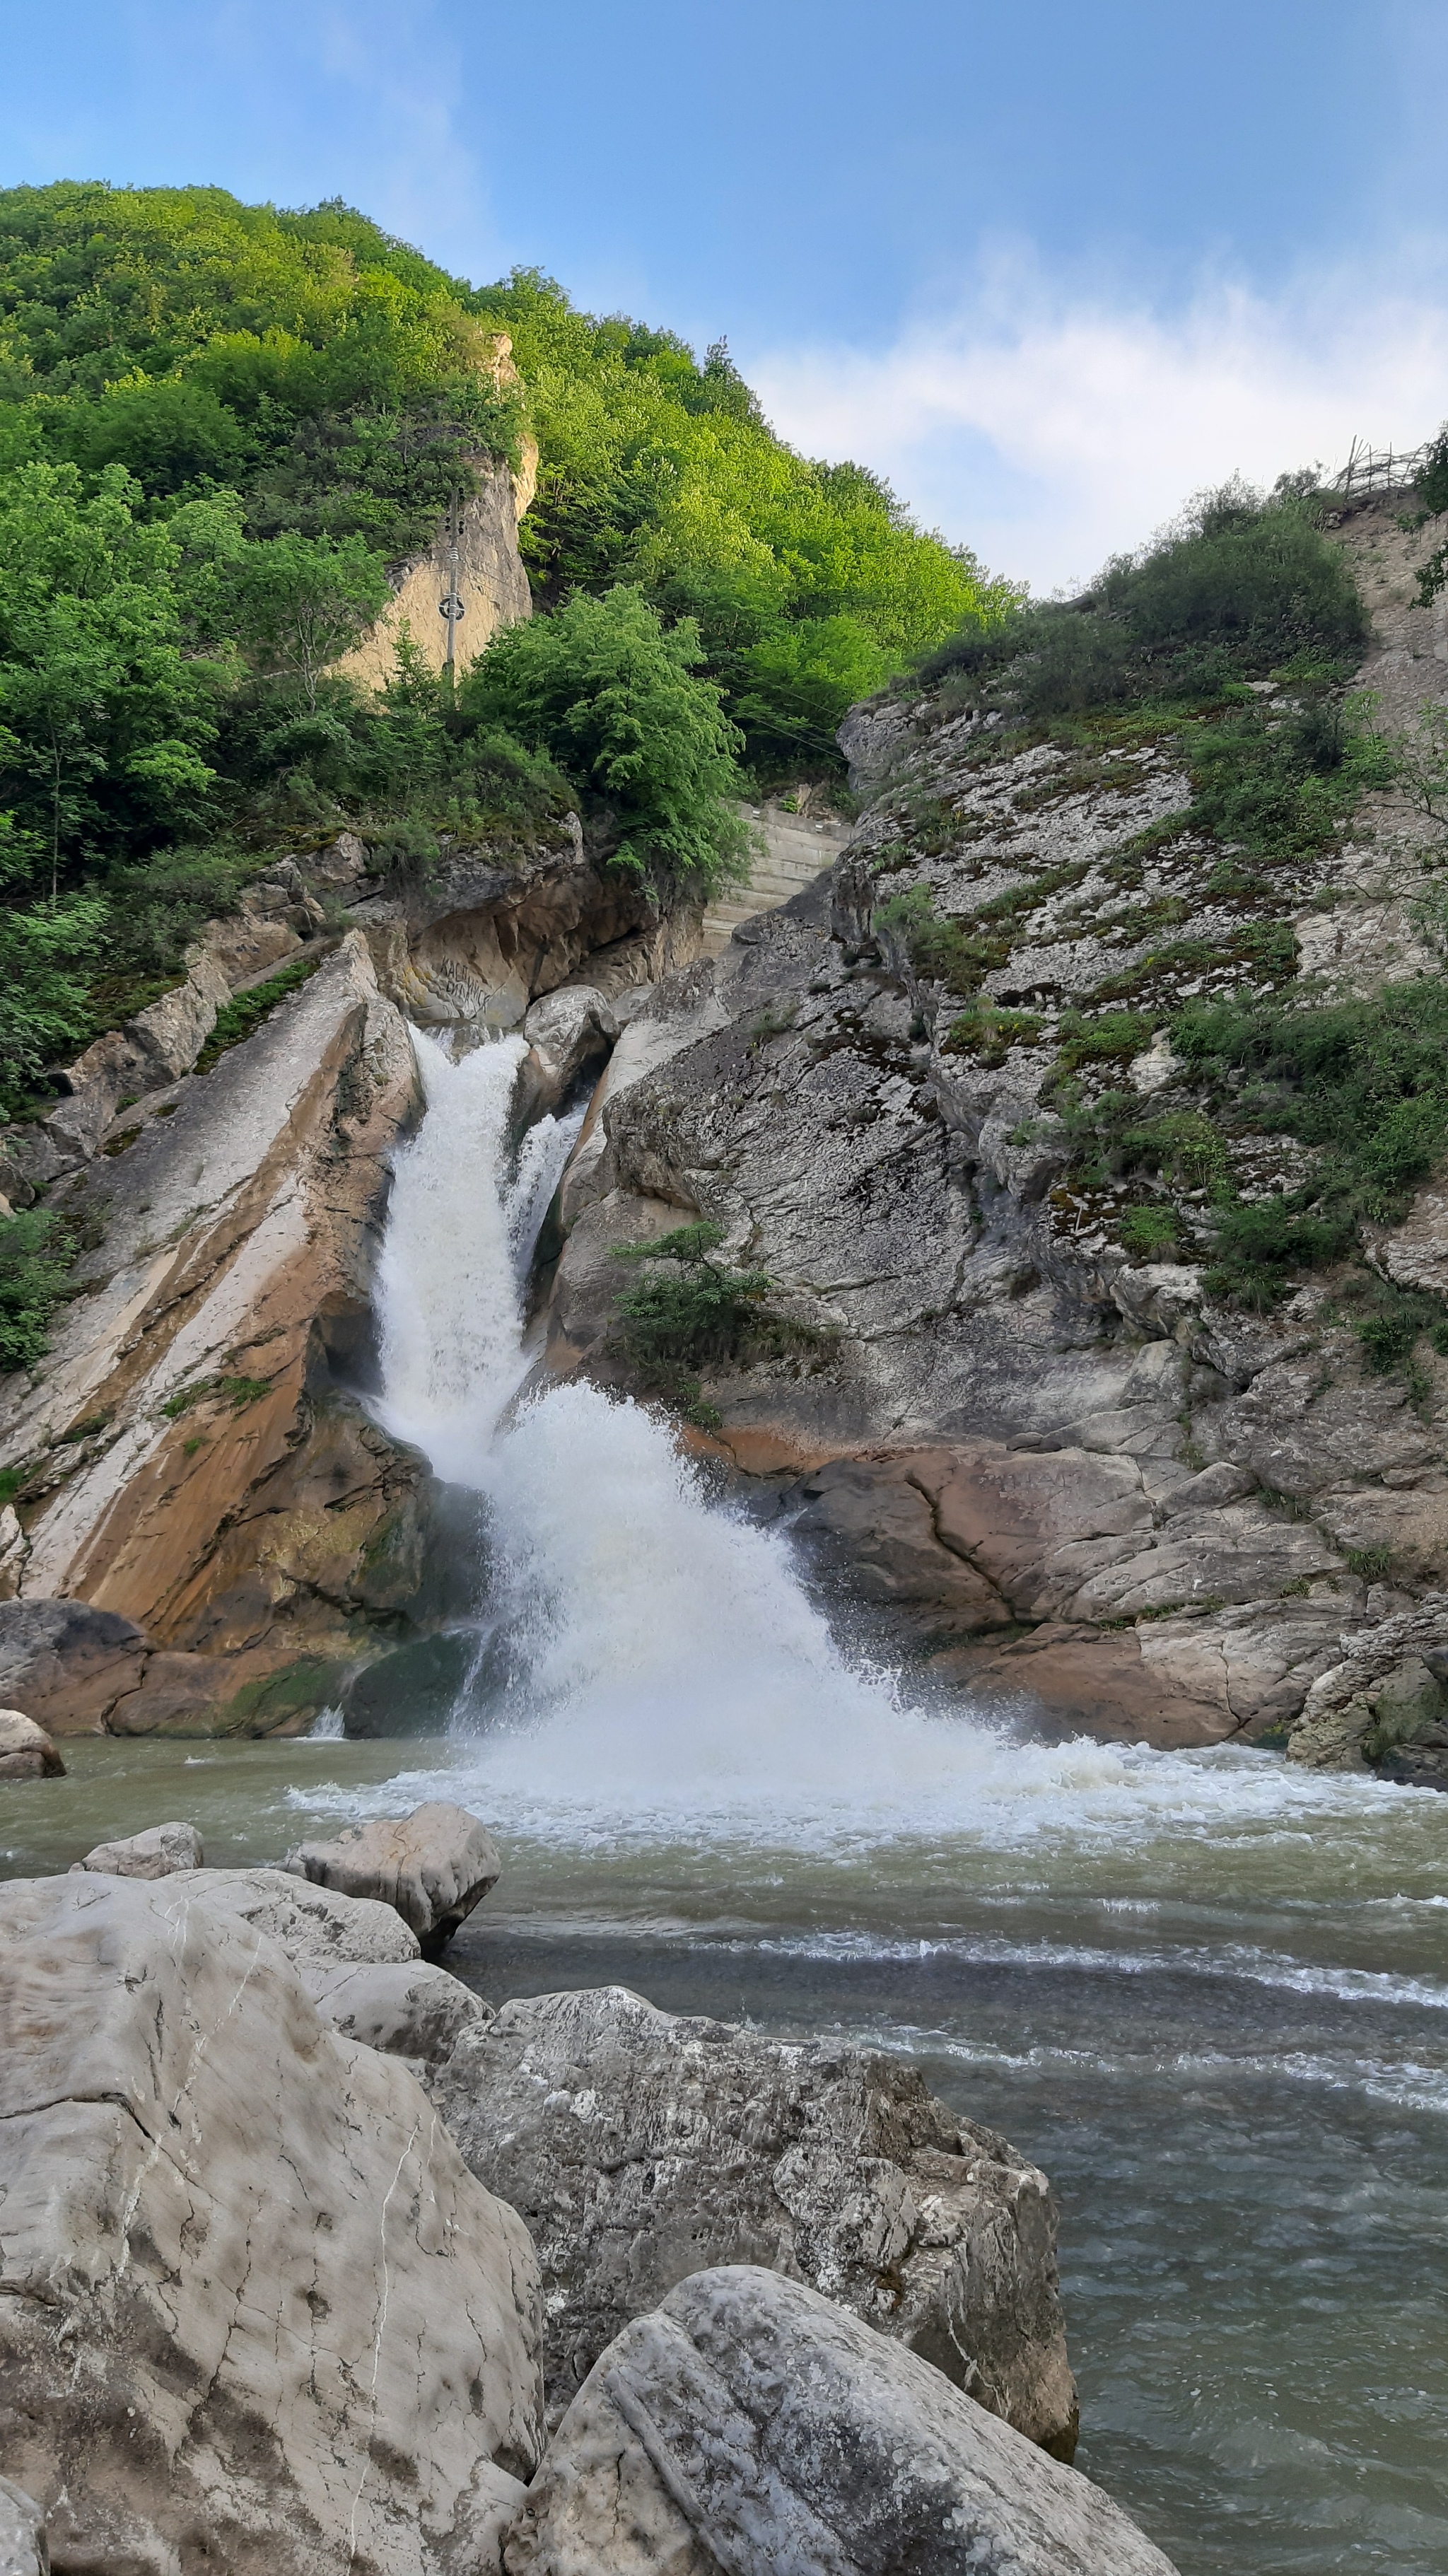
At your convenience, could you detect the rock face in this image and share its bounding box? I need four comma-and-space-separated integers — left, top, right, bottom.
284, 1802, 502, 1950
0, 1870, 544, 2576
534, 510, 1448, 1752
0, 936, 426, 1737
74, 1819, 202, 1875
0, 2480, 47, 2576
431, 1984, 1077, 2451
501, 2265, 1179, 2576
1286, 1599, 1448, 1781
0, 1710, 64, 1779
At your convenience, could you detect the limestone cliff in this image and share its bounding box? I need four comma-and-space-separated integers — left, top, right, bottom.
539, 495, 1448, 1772
0, 813, 703, 1735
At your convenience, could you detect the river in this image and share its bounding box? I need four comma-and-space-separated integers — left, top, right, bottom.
4, 1029, 1446, 2576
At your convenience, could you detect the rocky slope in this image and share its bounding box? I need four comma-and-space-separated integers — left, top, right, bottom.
541, 494, 1448, 1769
0, 813, 702, 1735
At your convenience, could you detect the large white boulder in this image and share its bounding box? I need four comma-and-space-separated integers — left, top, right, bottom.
0, 1872, 544, 2576
502, 2265, 1179, 2576
283, 1802, 501, 1951
0, 1710, 64, 1781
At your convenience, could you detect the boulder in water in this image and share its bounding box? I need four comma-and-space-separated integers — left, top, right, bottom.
520, 985, 617, 1114
431, 1983, 1078, 2452
0, 1710, 64, 1780
0, 2478, 48, 2576
0, 1870, 543, 2576
284, 1800, 501, 1952
73, 1819, 202, 1876
501, 2264, 1179, 2576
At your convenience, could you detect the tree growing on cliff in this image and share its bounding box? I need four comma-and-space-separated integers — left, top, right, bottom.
462, 585, 750, 890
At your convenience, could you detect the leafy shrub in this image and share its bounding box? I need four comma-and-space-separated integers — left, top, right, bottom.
920, 479, 1366, 721
0, 1206, 75, 1372
194, 955, 324, 1072
463, 588, 750, 890
1119, 1204, 1180, 1254
612, 1221, 774, 1372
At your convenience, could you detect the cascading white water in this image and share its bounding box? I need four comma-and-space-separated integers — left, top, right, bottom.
367, 1031, 1408, 1843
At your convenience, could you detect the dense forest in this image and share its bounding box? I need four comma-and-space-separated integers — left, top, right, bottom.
0, 180, 1005, 1126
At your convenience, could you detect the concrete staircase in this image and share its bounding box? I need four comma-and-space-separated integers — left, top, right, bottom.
701, 801, 851, 954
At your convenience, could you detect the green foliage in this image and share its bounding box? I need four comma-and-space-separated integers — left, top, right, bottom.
219, 531, 390, 710
194, 954, 324, 1071
1119, 1204, 1180, 1254
1051, 1009, 1155, 1077
942, 1001, 1045, 1066
0, 182, 521, 559
0, 894, 107, 1117
1171, 981, 1448, 1309
920, 479, 1365, 720
0, 1204, 75, 1371
464, 587, 749, 890
612, 1220, 776, 1377
469, 267, 1012, 774
873, 885, 1009, 995
0, 462, 224, 894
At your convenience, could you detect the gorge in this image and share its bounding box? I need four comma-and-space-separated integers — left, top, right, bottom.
2, 181, 1448, 2576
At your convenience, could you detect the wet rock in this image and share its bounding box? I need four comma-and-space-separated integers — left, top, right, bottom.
0, 1870, 543, 2576
0, 2478, 47, 2576
1288, 1597, 1448, 1773
788, 1457, 1013, 1638
520, 984, 618, 1114
431, 1983, 1078, 2451
0, 1710, 65, 1780
501, 2265, 1179, 2576
308, 1958, 492, 2065
0, 1599, 148, 1737
284, 1800, 502, 1952
74, 1819, 203, 1877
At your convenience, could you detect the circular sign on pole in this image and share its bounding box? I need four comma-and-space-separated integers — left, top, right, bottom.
439, 593, 465, 622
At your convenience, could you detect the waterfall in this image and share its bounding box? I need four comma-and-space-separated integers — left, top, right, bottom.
366, 1031, 1363, 1839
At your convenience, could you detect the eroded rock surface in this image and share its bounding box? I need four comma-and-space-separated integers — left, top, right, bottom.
74, 1819, 201, 1876
431, 1983, 1077, 2451
501, 2266, 1177, 2576
0, 1871, 543, 2576
0, 1710, 64, 1780
0, 2479, 47, 2576
284, 1801, 501, 1950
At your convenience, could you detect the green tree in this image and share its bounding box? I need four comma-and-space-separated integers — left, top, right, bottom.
223, 532, 390, 710
463, 585, 749, 888
0, 462, 222, 897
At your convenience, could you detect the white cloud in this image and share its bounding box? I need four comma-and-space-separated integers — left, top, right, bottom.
747, 259, 1448, 593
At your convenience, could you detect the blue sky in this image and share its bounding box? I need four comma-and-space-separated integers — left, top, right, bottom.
4, 0, 1448, 586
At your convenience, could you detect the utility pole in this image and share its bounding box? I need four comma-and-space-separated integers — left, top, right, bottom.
439, 484, 465, 676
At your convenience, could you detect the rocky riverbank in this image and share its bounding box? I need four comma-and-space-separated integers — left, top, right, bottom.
0, 1800, 1179, 2576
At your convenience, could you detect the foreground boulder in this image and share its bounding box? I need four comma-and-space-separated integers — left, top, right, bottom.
309, 1957, 491, 2065
74, 1819, 202, 1876
431, 1984, 1077, 2451
502, 2265, 1178, 2576
284, 1800, 502, 1951
0, 1872, 544, 2576
0, 1710, 64, 1780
